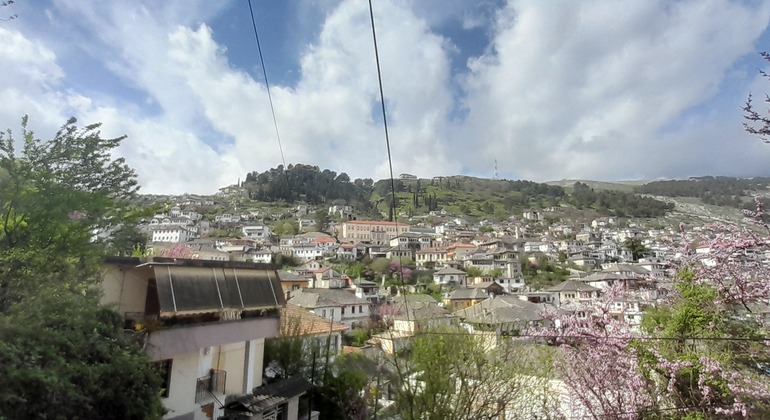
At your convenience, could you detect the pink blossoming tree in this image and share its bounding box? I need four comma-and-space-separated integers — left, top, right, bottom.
541, 203, 770, 418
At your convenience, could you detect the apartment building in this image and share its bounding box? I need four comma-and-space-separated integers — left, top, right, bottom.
339, 220, 410, 245
100, 257, 297, 420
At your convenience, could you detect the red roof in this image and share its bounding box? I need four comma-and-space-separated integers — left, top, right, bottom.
345, 220, 407, 226
312, 237, 336, 243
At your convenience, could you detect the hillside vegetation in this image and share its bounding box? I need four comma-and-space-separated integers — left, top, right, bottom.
634, 176, 770, 208
243, 165, 675, 221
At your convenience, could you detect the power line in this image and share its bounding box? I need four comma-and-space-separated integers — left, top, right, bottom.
366, 3, 417, 418
401, 329, 770, 342
367, 0, 397, 223
247, 0, 286, 168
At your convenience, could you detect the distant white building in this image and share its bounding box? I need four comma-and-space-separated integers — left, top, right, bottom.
151, 225, 192, 243
433, 267, 467, 287
241, 224, 272, 241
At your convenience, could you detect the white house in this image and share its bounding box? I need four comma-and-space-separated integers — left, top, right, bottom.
241, 224, 272, 241
433, 267, 467, 287
151, 225, 193, 243
291, 244, 324, 261
288, 288, 371, 328
251, 249, 273, 264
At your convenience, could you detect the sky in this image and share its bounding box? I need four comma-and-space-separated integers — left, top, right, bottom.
3, 0, 770, 194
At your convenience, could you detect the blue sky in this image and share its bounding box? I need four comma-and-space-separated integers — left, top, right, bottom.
2, 0, 770, 194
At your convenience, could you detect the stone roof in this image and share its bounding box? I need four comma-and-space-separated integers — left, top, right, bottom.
288, 288, 369, 308
276, 270, 309, 282
393, 301, 451, 321
447, 288, 488, 300
455, 295, 547, 323
434, 267, 467, 276
546, 280, 600, 293
601, 263, 650, 275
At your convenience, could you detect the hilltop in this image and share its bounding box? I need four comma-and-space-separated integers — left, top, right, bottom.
137, 167, 770, 229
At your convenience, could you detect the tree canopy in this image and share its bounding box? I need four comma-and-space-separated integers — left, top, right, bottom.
0, 116, 164, 419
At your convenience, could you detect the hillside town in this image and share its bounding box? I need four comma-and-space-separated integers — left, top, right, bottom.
109, 182, 770, 419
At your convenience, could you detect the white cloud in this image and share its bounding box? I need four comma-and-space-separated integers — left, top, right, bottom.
457, 0, 770, 181
2, 0, 770, 195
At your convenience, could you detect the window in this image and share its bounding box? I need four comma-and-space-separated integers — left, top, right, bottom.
153, 359, 173, 398
359, 305, 363, 313
351, 306, 355, 314
322, 309, 327, 318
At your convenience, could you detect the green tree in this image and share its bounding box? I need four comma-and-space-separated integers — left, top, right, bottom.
0, 117, 140, 309
465, 267, 483, 278
315, 209, 330, 232
623, 238, 648, 261
0, 291, 165, 419
388, 326, 558, 420
345, 262, 367, 279
638, 270, 770, 417
105, 224, 148, 256
0, 116, 163, 418
370, 258, 391, 276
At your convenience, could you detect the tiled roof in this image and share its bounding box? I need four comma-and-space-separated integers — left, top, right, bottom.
276, 270, 308, 282
447, 288, 488, 300
434, 267, 467, 275
288, 288, 370, 308
280, 305, 348, 336
546, 280, 600, 293
455, 295, 547, 323
345, 220, 408, 226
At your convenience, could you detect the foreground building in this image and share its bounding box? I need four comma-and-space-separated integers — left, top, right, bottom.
101, 257, 288, 420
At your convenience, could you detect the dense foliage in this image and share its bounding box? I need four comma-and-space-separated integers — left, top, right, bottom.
0, 117, 164, 419
244, 164, 374, 211
634, 176, 770, 207
386, 326, 558, 420
245, 166, 676, 221
0, 293, 165, 419
571, 182, 675, 217
542, 216, 770, 418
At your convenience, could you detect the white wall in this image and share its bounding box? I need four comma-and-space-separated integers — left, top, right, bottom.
99, 265, 152, 315
163, 351, 199, 419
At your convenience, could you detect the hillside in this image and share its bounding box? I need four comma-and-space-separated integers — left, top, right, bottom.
546, 179, 647, 193
372, 176, 673, 221
143, 165, 769, 230
633, 176, 770, 208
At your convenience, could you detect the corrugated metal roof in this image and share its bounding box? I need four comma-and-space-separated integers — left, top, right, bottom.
154, 266, 284, 317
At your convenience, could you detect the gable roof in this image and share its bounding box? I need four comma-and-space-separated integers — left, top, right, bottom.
280, 305, 348, 336
288, 288, 369, 308
455, 295, 546, 323
447, 288, 488, 300
601, 263, 650, 275
434, 267, 466, 276
277, 270, 309, 282
546, 280, 600, 293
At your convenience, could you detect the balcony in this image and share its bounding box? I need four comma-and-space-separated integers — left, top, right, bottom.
195, 369, 227, 404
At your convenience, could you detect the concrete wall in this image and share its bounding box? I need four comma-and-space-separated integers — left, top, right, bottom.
163, 338, 267, 420
147, 317, 278, 361
100, 265, 153, 315
164, 351, 199, 420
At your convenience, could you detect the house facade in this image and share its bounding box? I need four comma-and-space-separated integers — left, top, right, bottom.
151, 225, 194, 243
433, 267, 467, 287
288, 288, 371, 328
339, 220, 410, 245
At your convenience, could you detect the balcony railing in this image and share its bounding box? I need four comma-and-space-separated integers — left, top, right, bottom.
195, 369, 227, 404
123, 308, 280, 332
